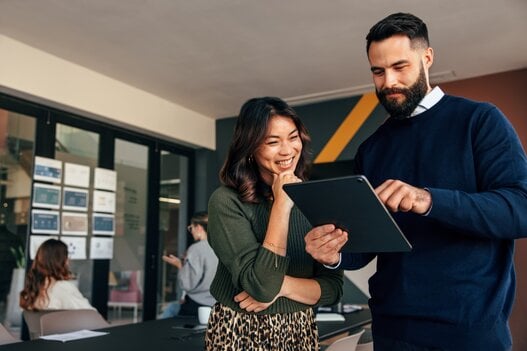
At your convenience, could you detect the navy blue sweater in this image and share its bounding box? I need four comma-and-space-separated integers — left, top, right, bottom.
342, 95, 527, 350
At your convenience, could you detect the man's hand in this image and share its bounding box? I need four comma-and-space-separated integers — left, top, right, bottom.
375, 179, 432, 214
162, 254, 183, 269
305, 224, 348, 266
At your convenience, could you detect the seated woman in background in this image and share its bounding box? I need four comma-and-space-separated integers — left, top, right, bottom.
20, 238, 94, 310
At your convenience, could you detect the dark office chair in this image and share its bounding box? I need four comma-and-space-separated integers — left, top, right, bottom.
40, 309, 110, 336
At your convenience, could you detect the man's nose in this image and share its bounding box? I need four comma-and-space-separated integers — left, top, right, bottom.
383, 70, 398, 89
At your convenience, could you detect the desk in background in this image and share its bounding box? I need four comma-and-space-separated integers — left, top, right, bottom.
0, 309, 371, 351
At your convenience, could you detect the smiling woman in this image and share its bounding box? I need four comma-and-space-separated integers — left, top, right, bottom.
205, 97, 343, 351
253, 115, 303, 186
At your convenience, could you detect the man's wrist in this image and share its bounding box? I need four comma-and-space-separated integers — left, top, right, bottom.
421, 187, 433, 216
323, 253, 342, 270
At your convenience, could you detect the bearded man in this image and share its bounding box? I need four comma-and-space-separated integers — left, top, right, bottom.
305, 12, 527, 351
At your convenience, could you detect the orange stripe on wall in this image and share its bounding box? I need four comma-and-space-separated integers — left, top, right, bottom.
314, 92, 378, 163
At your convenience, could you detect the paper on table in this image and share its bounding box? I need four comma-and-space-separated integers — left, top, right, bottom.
40, 329, 109, 342
342, 304, 363, 313
315, 313, 345, 322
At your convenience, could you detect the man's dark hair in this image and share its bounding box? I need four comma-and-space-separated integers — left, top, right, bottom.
366, 12, 429, 53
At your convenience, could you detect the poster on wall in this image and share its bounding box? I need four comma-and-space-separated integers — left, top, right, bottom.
90, 237, 114, 259
62, 187, 89, 212
61, 236, 87, 260
29, 235, 59, 259
34, 156, 62, 183
31, 209, 60, 234
32, 183, 61, 209
64, 162, 90, 188
92, 213, 115, 235
61, 212, 88, 235
94, 168, 117, 191
93, 190, 116, 213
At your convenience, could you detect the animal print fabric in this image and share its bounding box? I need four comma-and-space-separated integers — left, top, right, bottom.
204, 303, 319, 350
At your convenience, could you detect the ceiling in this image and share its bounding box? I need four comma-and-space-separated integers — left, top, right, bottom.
1, 0, 526, 119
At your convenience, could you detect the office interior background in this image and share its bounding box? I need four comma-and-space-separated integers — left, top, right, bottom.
0, 0, 526, 348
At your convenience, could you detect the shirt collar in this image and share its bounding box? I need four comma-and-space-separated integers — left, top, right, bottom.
410, 86, 445, 117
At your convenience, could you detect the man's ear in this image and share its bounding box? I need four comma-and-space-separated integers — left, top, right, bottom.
423, 47, 434, 69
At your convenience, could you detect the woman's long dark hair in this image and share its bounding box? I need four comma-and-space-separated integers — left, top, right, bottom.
20, 239, 72, 310
220, 97, 311, 203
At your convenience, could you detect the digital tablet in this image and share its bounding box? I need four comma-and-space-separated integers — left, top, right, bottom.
283, 175, 412, 253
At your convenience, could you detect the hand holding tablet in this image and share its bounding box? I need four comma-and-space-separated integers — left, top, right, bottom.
284, 175, 412, 253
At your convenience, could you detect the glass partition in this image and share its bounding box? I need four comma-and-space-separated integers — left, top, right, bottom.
107, 139, 148, 324
156, 151, 189, 318
0, 109, 36, 334
54, 124, 100, 301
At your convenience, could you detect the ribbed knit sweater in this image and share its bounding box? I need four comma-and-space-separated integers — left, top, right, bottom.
208, 186, 343, 315
344, 94, 527, 350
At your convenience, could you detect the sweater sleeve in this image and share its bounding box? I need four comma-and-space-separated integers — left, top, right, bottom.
427, 105, 527, 239
177, 244, 204, 292
312, 262, 344, 307
208, 187, 289, 302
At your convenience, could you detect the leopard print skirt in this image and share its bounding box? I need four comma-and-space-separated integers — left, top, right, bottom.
204, 303, 319, 351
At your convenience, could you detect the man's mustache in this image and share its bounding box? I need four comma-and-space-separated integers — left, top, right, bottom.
379, 87, 409, 96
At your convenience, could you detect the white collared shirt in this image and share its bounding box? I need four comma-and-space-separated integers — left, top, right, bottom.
410, 86, 445, 117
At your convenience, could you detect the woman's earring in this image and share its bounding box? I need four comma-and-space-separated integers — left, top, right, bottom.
248, 155, 253, 163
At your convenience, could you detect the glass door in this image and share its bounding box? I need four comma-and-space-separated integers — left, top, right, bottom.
54, 124, 100, 302
156, 151, 189, 318
107, 139, 149, 324
0, 109, 36, 335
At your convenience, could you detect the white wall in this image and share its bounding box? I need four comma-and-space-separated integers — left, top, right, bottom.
344, 258, 376, 298
0, 35, 216, 150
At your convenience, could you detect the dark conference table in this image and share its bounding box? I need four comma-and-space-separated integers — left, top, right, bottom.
0, 309, 371, 351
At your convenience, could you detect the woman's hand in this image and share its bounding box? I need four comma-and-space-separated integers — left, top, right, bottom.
162, 254, 183, 269
271, 170, 301, 209
234, 290, 279, 313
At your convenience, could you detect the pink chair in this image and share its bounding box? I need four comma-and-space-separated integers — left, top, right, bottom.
108, 271, 143, 322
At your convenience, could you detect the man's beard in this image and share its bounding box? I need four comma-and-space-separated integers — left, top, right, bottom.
376, 65, 428, 120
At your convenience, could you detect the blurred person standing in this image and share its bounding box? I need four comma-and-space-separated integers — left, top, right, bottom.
161, 211, 218, 317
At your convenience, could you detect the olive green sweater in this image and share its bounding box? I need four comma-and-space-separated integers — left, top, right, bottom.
208, 186, 343, 315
